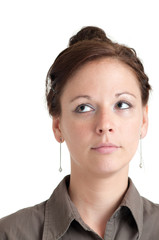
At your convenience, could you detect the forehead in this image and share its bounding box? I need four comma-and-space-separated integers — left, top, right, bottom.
77, 58, 137, 79
62, 57, 140, 94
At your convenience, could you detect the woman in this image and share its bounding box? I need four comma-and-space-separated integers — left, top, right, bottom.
0, 26, 158, 240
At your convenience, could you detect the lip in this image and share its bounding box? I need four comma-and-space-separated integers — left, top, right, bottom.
91, 143, 120, 154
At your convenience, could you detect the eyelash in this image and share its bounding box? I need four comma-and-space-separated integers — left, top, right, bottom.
115, 101, 133, 110
74, 101, 133, 113
74, 104, 95, 113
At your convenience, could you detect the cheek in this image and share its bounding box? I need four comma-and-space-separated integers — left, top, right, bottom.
61, 116, 90, 148
121, 117, 141, 153
60, 119, 91, 165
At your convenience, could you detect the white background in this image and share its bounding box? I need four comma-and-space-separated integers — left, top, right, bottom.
0, 0, 159, 218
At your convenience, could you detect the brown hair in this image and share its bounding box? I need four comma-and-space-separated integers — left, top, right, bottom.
46, 26, 151, 117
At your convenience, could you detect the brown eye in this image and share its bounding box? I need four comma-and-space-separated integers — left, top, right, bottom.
75, 104, 94, 113
116, 101, 132, 110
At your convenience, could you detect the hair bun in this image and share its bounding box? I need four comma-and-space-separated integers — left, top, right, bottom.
69, 26, 111, 46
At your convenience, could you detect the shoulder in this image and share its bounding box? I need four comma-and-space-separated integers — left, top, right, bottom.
0, 201, 46, 240
142, 196, 159, 217
141, 196, 159, 238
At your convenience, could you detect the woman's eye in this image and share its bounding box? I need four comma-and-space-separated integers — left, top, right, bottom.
75, 104, 94, 113
116, 101, 132, 110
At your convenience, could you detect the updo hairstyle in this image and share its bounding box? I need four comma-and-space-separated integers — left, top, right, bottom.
46, 26, 151, 117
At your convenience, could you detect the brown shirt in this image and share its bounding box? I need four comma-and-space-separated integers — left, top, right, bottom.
0, 175, 159, 240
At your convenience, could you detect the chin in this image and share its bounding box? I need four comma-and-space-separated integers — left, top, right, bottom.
88, 161, 129, 178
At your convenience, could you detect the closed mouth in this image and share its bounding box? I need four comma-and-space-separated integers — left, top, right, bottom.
91, 143, 120, 154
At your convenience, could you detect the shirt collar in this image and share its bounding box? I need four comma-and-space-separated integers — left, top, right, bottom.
42, 175, 85, 240
42, 176, 144, 240
120, 178, 143, 239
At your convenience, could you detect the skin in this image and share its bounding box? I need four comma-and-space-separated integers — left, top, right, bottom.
53, 58, 148, 238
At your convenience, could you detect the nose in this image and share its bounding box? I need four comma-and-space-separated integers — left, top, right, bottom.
95, 109, 115, 135
97, 128, 113, 134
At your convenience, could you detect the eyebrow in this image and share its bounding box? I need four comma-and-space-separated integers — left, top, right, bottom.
70, 92, 136, 103
115, 92, 136, 98
70, 95, 92, 103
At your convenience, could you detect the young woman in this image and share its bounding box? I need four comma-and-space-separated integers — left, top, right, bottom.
0, 26, 158, 240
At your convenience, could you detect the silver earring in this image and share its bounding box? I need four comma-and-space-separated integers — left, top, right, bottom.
139, 137, 143, 168
59, 137, 62, 172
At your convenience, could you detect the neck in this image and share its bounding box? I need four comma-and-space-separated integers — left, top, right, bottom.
69, 166, 129, 238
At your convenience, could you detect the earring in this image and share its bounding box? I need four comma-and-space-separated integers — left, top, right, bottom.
139, 137, 143, 168
59, 137, 62, 172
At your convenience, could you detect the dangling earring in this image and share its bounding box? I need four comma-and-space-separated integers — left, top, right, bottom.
139, 137, 143, 168
59, 137, 62, 172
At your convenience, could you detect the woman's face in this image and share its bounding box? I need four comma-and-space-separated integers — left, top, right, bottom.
53, 58, 148, 177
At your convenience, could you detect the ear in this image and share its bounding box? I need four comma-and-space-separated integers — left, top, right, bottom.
141, 105, 148, 139
52, 117, 62, 143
